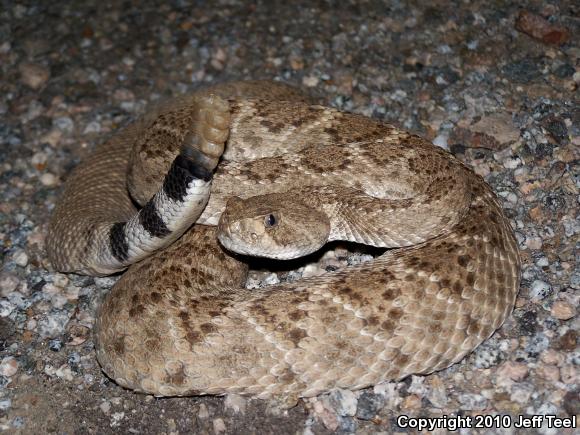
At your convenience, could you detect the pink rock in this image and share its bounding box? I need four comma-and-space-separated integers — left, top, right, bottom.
19, 62, 50, 89
0, 357, 18, 377
496, 361, 528, 387
550, 300, 576, 320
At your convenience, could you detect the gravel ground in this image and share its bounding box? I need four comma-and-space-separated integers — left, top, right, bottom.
0, 1, 578, 434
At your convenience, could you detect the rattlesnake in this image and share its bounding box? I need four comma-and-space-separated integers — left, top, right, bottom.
47, 81, 520, 406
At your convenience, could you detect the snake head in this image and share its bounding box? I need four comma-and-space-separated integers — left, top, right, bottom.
217, 194, 331, 260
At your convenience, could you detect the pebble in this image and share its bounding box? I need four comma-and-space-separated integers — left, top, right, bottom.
0, 300, 16, 317
496, 361, 529, 387
55, 364, 74, 381
302, 264, 325, 278
11, 416, 25, 428
302, 75, 320, 87
93, 276, 118, 289
562, 391, 580, 416
503, 156, 522, 169
515, 10, 570, 46
224, 394, 246, 414
110, 412, 125, 428
457, 393, 488, 410
261, 273, 280, 286
510, 383, 534, 404
432, 134, 448, 149
550, 301, 575, 320
470, 112, 521, 148
53, 117, 74, 134
48, 339, 63, 352
355, 391, 385, 420
197, 403, 209, 419
426, 376, 448, 408
529, 280, 551, 300
373, 382, 402, 409
327, 389, 357, 417
0, 273, 20, 296
40, 129, 63, 147
212, 418, 226, 434
473, 342, 503, 369
0, 357, 18, 377
40, 173, 58, 187
19, 62, 50, 89
540, 349, 564, 366
537, 365, 560, 382
312, 399, 339, 431
12, 249, 28, 267
31, 152, 48, 170
36, 310, 72, 338
100, 401, 111, 415
570, 272, 580, 290
560, 365, 578, 384
83, 121, 102, 134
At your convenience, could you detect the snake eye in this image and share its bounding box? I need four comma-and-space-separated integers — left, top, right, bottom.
264, 213, 278, 228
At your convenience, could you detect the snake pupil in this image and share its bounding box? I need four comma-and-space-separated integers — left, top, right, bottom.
265, 214, 277, 227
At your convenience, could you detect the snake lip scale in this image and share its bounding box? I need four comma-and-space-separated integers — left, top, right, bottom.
47, 80, 521, 406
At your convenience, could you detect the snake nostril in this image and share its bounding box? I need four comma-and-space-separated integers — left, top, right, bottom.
250, 233, 258, 240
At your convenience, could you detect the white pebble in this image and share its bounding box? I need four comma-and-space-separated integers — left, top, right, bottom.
213, 418, 227, 434
302, 264, 325, 278
197, 403, 209, 419
302, 75, 320, 87
262, 273, 280, 286
503, 156, 522, 169
328, 389, 358, 416
12, 249, 28, 267
0, 300, 15, 317
52, 273, 70, 288
55, 364, 74, 381
83, 121, 101, 134
432, 134, 449, 149
40, 173, 58, 186
99, 401, 111, 414
31, 151, 48, 167
224, 394, 247, 414
530, 280, 551, 300
111, 412, 125, 428
0, 273, 20, 296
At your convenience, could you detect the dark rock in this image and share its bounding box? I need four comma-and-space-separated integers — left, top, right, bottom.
542, 190, 566, 213
337, 415, 357, 433
450, 143, 466, 156
553, 63, 575, 78
502, 58, 542, 84
517, 310, 538, 336
562, 391, 580, 416
554, 330, 577, 351
48, 339, 63, 352
356, 391, 385, 420
542, 116, 568, 144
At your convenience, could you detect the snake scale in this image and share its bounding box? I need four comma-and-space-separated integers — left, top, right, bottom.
46, 81, 520, 406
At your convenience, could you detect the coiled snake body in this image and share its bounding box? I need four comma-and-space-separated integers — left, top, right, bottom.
47, 81, 520, 405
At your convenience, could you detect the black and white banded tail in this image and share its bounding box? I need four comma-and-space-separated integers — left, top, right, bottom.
91, 148, 214, 275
